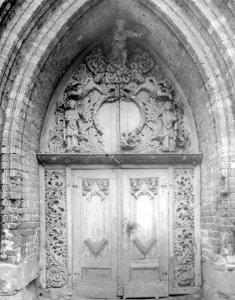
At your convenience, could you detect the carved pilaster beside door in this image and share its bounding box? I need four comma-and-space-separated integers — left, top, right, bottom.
45, 170, 68, 289
173, 168, 195, 288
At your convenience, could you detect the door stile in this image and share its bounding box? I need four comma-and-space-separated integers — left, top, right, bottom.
66, 167, 73, 294
168, 167, 174, 291
122, 171, 131, 294
39, 165, 46, 289
117, 169, 124, 296
194, 165, 201, 286
158, 169, 169, 294
110, 170, 119, 293
72, 170, 82, 285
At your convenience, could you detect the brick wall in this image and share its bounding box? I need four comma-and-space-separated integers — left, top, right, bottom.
0, 0, 235, 299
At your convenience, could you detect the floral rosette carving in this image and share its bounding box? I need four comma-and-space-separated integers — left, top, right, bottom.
175, 265, 195, 287
46, 257, 67, 288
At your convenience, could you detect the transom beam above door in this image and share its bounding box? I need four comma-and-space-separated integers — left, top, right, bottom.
37, 153, 203, 165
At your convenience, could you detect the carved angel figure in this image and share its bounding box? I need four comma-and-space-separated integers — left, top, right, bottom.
160, 101, 178, 152
65, 99, 81, 151
134, 76, 172, 100
66, 76, 105, 100
111, 19, 143, 66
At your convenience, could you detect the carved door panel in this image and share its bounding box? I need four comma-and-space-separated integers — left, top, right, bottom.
122, 169, 169, 298
72, 170, 118, 298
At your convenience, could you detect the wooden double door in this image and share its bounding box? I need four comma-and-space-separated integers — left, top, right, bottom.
72, 168, 169, 299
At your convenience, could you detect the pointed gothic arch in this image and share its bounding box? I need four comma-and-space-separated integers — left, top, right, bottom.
0, 1, 235, 299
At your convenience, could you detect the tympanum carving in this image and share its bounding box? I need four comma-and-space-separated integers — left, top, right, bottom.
45, 170, 67, 288
47, 19, 190, 154
174, 169, 195, 287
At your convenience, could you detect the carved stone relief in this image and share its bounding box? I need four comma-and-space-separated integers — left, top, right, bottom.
45, 170, 67, 288
47, 19, 191, 154
173, 169, 195, 287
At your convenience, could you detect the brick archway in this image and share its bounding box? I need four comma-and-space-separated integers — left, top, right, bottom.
0, 1, 235, 299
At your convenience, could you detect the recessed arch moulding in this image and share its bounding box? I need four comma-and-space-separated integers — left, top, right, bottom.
1, 0, 235, 299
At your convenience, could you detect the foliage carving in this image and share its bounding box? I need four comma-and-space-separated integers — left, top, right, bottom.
45, 170, 67, 288
47, 19, 190, 153
174, 169, 195, 287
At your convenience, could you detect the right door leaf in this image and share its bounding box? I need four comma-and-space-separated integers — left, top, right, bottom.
122, 169, 169, 298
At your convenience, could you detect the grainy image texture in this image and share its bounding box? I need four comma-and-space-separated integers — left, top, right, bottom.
0, 1, 235, 300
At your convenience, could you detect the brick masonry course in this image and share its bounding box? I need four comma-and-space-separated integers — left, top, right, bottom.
0, 0, 235, 299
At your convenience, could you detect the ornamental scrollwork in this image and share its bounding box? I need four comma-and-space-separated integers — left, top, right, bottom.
174, 169, 195, 287
82, 179, 109, 198
130, 178, 158, 197
47, 19, 191, 153
45, 170, 67, 288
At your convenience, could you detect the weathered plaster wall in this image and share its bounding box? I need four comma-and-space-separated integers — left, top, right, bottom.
0, 0, 235, 299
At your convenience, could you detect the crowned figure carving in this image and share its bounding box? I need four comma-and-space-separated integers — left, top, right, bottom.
47, 19, 191, 154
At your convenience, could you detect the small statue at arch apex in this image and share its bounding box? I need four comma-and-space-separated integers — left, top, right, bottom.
111, 19, 143, 66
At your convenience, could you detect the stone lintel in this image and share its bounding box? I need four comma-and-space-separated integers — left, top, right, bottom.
37, 153, 203, 165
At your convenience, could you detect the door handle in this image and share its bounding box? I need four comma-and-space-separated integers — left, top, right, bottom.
126, 222, 139, 236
